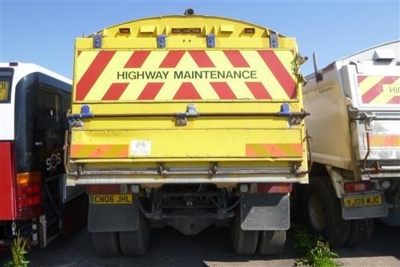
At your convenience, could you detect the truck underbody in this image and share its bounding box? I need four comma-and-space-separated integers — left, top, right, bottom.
82, 181, 293, 256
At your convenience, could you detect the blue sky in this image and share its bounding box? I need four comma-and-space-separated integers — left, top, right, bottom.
0, 0, 399, 78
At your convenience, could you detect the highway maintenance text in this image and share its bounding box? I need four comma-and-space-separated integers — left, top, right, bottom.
117, 70, 258, 80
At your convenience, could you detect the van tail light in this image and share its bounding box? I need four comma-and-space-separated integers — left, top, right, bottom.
17, 172, 41, 185
16, 172, 43, 219
257, 183, 293, 193
344, 181, 372, 193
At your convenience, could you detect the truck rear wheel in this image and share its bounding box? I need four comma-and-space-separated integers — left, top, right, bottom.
345, 219, 374, 247
231, 208, 259, 254
92, 232, 120, 256
258, 230, 286, 255
304, 176, 351, 247
119, 212, 150, 256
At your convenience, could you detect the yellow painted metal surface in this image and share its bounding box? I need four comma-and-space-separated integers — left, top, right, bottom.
70, 128, 303, 159
68, 13, 308, 183
73, 50, 299, 103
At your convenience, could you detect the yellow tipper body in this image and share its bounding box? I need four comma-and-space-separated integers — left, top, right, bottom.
67, 13, 308, 186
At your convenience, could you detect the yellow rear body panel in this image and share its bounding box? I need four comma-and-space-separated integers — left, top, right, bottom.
67, 13, 308, 185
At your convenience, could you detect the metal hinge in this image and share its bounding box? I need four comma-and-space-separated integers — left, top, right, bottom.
360, 113, 376, 131
348, 106, 376, 131
175, 103, 199, 126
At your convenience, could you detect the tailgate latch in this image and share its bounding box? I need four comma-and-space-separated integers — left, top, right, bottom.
66, 105, 93, 127
175, 103, 199, 126
348, 106, 376, 131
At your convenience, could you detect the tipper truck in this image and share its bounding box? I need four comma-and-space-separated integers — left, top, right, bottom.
65, 9, 309, 256
298, 40, 400, 247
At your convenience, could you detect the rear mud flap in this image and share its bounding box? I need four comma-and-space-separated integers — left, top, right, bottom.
379, 207, 400, 227
88, 200, 139, 232
240, 193, 289, 231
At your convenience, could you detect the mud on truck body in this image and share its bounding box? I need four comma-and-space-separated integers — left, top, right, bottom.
65, 9, 309, 256
298, 40, 400, 247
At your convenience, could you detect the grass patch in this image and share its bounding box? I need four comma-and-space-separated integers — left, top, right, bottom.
293, 229, 341, 267
4, 232, 30, 267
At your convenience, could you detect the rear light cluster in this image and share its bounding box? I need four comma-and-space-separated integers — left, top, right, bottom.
240, 183, 293, 193
344, 181, 372, 193
258, 183, 293, 193
16, 172, 43, 219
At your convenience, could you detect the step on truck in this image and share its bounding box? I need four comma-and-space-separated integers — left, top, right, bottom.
298, 40, 400, 247
65, 9, 309, 256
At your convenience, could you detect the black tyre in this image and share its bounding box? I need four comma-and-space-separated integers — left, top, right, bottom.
345, 219, 374, 247
290, 183, 305, 223
304, 176, 351, 247
119, 212, 150, 256
258, 230, 286, 255
92, 232, 120, 257
231, 208, 259, 255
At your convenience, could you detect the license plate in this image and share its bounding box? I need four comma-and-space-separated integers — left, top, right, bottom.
90, 194, 133, 204
343, 195, 382, 207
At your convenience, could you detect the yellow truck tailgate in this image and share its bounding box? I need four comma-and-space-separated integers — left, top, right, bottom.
67, 14, 308, 183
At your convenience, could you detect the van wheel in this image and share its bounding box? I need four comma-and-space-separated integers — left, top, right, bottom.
119, 212, 150, 256
304, 176, 351, 247
92, 232, 120, 256
258, 230, 286, 255
345, 219, 374, 247
231, 208, 259, 254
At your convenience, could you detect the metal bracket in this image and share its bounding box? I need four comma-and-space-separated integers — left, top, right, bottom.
93, 34, 102, 48
207, 34, 215, 48
348, 106, 376, 131
158, 163, 168, 178
175, 103, 199, 126
67, 105, 93, 127
278, 103, 310, 126
157, 34, 166, 48
208, 163, 218, 178
269, 33, 278, 48
359, 112, 376, 131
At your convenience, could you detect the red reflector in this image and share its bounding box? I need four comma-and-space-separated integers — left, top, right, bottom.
18, 184, 41, 195
18, 195, 41, 208
85, 184, 120, 194
17, 183, 42, 210
244, 28, 255, 34
119, 28, 131, 34
18, 205, 42, 219
344, 181, 372, 193
257, 183, 292, 193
